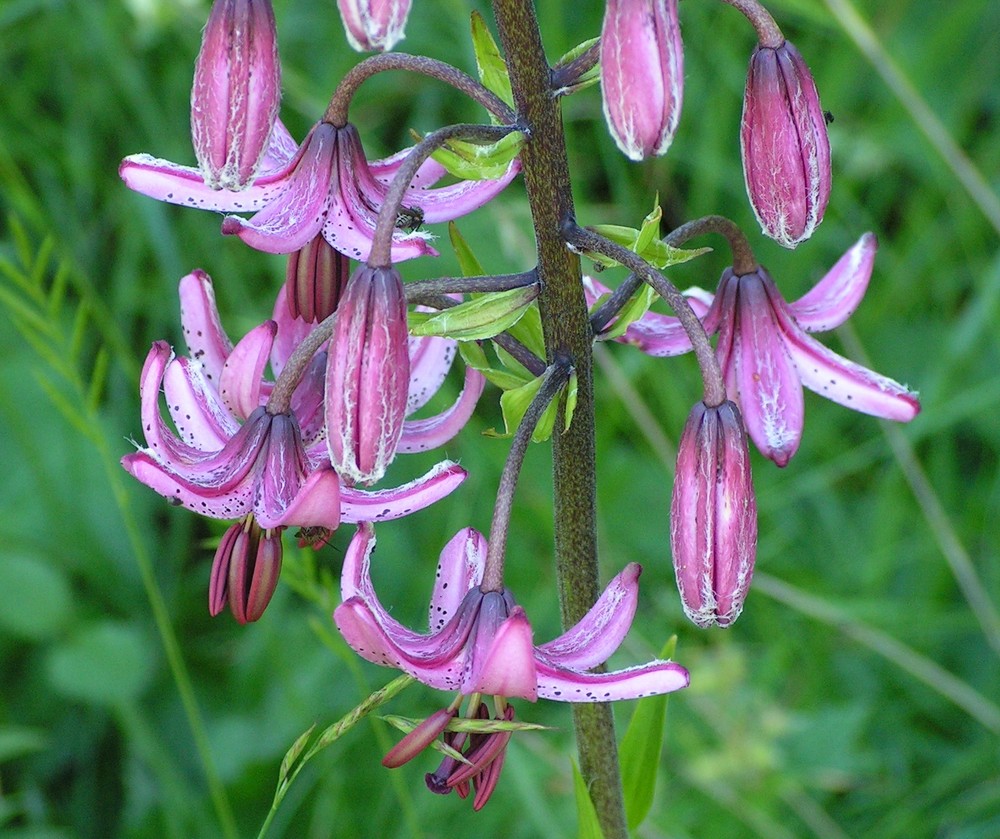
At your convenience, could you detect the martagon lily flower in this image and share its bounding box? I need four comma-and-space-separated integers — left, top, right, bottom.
334, 524, 689, 806
587, 233, 920, 465
121, 269, 483, 530
336, 524, 688, 700
120, 119, 520, 263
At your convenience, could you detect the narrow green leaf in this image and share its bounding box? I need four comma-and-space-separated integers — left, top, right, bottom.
620, 636, 678, 831
563, 370, 578, 432
600, 283, 658, 341
553, 37, 601, 93
410, 286, 538, 341
429, 131, 524, 180
504, 300, 546, 359
470, 10, 514, 108
634, 200, 662, 255
572, 760, 606, 839
496, 373, 560, 442
587, 222, 711, 271
459, 337, 532, 391
278, 724, 316, 784
448, 222, 487, 276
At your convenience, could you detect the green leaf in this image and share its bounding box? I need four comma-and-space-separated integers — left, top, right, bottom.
471, 11, 513, 108
429, 131, 524, 180
448, 222, 487, 276
572, 760, 606, 839
553, 37, 601, 93
459, 342, 532, 391
563, 370, 578, 432
598, 283, 658, 341
620, 636, 678, 831
496, 373, 560, 442
504, 300, 546, 359
587, 220, 711, 271
45, 621, 154, 706
409, 285, 538, 341
279, 724, 316, 784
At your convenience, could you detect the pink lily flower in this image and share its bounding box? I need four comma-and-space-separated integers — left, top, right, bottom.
122, 270, 483, 528
119, 120, 520, 263
334, 523, 690, 702
588, 234, 920, 465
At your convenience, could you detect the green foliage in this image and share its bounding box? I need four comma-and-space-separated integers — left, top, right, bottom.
1, 1, 999, 838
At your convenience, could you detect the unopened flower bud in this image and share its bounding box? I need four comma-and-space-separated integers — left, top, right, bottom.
337, 0, 411, 52
741, 40, 831, 248
191, 0, 282, 190
285, 235, 352, 323
670, 400, 757, 628
209, 515, 283, 623
325, 265, 410, 485
600, 0, 684, 160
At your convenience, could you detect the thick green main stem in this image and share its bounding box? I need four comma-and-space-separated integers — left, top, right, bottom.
490, 2, 628, 837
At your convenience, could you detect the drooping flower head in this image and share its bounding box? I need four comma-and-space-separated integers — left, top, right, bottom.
671, 400, 757, 627
191, 0, 282, 190
122, 270, 485, 618
120, 120, 520, 263
589, 234, 920, 465
741, 39, 831, 248
600, 0, 684, 160
337, 0, 411, 52
334, 523, 689, 806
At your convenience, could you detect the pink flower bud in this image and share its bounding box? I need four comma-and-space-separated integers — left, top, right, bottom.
600, 0, 684, 161
741, 40, 831, 248
209, 515, 283, 623
337, 0, 411, 52
325, 265, 410, 485
191, 0, 282, 190
285, 235, 352, 323
670, 401, 757, 628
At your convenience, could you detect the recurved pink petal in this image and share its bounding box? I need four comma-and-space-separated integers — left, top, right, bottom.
222, 122, 338, 254
428, 527, 486, 634
734, 272, 804, 466
467, 606, 538, 701
259, 465, 342, 529
179, 270, 233, 383
768, 293, 921, 421
535, 659, 689, 702
119, 154, 290, 212
406, 336, 457, 415
338, 460, 468, 523
788, 233, 877, 332
219, 320, 276, 420
399, 366, 485, 453
536, 563, 641, 670
163, 356, 239, 451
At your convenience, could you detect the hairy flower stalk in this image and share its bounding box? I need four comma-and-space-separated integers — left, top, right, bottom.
600, 0, 684, 160
191, 0, 282, 190
671, 400, 757, 627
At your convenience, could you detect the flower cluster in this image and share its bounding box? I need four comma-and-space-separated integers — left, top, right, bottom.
118, 0, 923, 819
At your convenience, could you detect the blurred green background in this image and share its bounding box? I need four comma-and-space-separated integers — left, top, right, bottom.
1, 0, 998, 837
